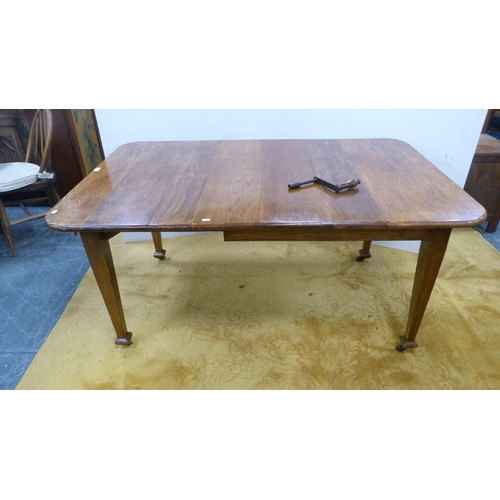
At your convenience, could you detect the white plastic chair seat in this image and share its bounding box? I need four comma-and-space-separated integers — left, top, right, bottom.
0, 162, 40, 193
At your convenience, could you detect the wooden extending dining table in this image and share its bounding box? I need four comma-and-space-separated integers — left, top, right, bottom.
45, 138, 487, 351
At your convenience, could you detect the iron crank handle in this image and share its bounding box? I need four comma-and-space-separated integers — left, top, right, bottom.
334, 178, 361, 192
288, 177, 361, 192
288, 179, 316, 189
314, 177, 361, 193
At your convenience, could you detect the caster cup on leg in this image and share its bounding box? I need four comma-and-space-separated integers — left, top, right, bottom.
115, 332, 133, 346
356, 240, 372, 262
395, 336, 418, 352
152, 232, 166, 260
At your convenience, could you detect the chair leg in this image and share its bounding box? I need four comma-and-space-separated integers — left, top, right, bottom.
45, 183, 61, 206
0, 198, 17, 257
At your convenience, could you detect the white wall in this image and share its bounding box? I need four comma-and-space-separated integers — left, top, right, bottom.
94, 109, 487, 251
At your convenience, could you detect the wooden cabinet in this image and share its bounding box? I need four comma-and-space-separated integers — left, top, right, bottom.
464, 134, 500, 233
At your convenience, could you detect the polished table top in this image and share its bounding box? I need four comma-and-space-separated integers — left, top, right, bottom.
45, 138, 487, 351
46, 139, 486, 234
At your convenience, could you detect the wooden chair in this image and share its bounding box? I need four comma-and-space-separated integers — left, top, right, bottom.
0, 109, 57, 257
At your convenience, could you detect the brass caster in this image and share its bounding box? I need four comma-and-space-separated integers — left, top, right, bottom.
356, 250, 371, 262
395, 335, 417, 352
154, 249, 166, 260
115, 332, 133, 346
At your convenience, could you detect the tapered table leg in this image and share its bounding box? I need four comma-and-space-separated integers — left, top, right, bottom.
81, 232, 133, 345
151, 231, 166, 259
396, 228, 452, 351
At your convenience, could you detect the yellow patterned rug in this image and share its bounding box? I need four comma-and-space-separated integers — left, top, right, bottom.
16, 229, 500, 389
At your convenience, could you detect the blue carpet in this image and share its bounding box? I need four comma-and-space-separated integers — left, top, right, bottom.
474, 222, 500, 250
0, 205, 90, 389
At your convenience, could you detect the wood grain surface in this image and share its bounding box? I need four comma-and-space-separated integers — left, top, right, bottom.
45, 139, 486, 233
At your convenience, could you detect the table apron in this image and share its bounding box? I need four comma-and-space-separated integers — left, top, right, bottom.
223, 227, 440, 242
